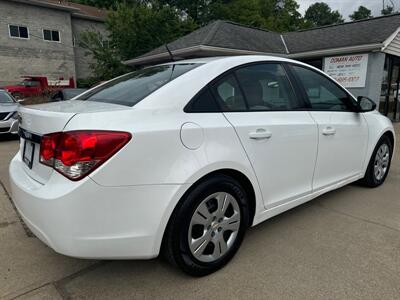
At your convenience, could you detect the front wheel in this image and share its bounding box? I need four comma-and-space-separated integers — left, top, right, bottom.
361, 135, 393, 187
163, 175, 249, 276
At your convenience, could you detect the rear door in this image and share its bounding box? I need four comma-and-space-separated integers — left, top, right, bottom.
289, 64, 368, 191
212, 63, 318, 209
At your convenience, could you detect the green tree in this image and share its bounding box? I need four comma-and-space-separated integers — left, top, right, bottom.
71, 0, 115, 8
75, 0, 312, 82
157, 0, 221, 25
207, 0, 304, 32
71, 0, 152, 8
78, 2, 196, 81
209, 0, 267, 28
381, 5, 395, 15
260, 0, 304, 31
106, 2, 196, 60
349, 6, 372, 21
79, 31, 129, 81
304, 2, 344, 27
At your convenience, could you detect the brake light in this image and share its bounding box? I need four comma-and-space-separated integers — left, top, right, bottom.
40, 130, 131, 181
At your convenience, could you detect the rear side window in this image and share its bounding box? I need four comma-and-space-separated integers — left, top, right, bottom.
235, 63, 301, 111
80, 64, 200, 106
211, 74, 247, 111
185, 87, 220, 112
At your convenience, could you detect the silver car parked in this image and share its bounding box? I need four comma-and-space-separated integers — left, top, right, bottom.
0, 89, 19, 135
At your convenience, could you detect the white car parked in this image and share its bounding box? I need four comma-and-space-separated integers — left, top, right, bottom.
10, 56, 395, 276
0, 89, 19, 135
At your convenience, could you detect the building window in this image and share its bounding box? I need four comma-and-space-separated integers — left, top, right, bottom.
9, 25, 29, 39
43, 29, 60, 42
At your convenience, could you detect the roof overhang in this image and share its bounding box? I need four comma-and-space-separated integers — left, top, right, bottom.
382, 26, 400, 49
289, 43, 384, 59
9, 0, 105, 22
382, 26, 400, 56
9, 0, 80, 13
124, 45, 287, 66
124, 43, 385, 66
71, 13, 105, 22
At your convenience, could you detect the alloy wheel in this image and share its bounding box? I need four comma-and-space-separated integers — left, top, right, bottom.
188, 192, 241, 263
374, 143, 390, 181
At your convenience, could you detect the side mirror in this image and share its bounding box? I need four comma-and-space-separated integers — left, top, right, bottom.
17, 99, 25, 103
357, 96, 376, 112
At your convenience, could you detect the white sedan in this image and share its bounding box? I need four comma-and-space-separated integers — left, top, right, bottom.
9, 56, 395, 276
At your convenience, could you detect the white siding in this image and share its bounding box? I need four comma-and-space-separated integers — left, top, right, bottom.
384, 31, 400, 56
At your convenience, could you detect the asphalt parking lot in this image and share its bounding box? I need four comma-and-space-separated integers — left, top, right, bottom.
0, 125, 399, 300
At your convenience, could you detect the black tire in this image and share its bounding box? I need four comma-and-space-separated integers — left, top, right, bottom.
360, 135, 393, 187
162, 175, 250, 276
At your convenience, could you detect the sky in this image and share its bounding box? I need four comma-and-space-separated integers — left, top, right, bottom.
297, 0, 399, 20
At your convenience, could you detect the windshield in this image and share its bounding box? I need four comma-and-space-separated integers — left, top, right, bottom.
0, 91, 15, 103
79, 63, 200, 106
18, 80, 40, 87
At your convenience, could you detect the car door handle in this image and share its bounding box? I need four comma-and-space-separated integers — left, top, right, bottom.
322, 126, 336, 136
249, 129, 272, 140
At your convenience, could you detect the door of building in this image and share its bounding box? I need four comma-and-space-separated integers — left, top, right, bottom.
380, 55, 400, 121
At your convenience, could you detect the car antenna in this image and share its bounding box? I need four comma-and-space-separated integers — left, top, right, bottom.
165, 44, 175, 62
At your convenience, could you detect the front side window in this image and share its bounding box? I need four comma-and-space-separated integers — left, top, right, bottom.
211, 74, 247, 111
80, 63, 200, 106
291, 65, 355, 111
43, 29, 60, 42
9, 25, 29, 39
235, 63, 301, 111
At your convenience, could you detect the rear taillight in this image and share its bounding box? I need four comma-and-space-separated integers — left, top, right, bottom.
40, 130, 131, 181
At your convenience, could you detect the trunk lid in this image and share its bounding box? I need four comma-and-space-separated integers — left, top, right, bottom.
18, 100, 130, 184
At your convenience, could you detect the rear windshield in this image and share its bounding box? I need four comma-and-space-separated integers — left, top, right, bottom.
79, 63, 200, 106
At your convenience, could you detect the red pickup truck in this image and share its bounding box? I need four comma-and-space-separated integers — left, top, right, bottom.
1, 76, 75, 99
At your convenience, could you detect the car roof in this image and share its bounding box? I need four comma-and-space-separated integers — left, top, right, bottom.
136, 54, 354, 110
160, 55, 295, 66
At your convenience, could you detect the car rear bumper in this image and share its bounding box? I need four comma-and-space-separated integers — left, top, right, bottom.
9, 154, 188, 259
0, 119, 18, 134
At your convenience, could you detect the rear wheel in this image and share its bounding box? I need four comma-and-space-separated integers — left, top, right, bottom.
163, 175, 249, 276
361, 135, 393, 187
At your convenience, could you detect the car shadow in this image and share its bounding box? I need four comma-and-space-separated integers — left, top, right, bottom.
0, 134, 19, 142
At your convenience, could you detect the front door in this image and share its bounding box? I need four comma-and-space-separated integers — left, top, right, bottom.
290, 64, 368, 191
210, 63, 318, 208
